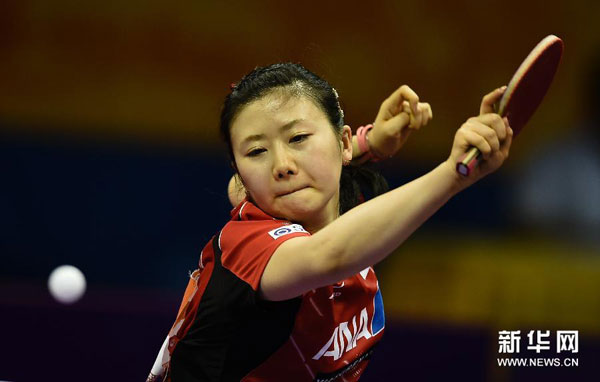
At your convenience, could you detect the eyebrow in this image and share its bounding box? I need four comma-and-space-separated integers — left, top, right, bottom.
240, 119, 305, 146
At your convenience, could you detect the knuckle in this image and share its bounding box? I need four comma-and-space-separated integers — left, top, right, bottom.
485, 129, 497, 140
401, 85, 418, 99
480, 141, 491, 154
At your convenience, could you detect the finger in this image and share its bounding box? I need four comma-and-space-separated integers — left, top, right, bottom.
402, 100, 411, 113
386, 110, 411, 134
500, 119, 513, 158
427, 103, 433, 124
464, 119, 500, 153
400, 101, 414, 128
381, 85, 420, 119
411, 105, 423, 128
402, 102, 428, 130
418, 103, 432, 127
473, 122, 501, 153
476, 113, 507, 141
400, 101, 432, 130
480, 86, 507, 115
402, 85, 420, 115
461, 128, 493, 159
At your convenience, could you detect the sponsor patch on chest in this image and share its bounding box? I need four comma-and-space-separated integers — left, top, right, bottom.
268, 224, 308, 239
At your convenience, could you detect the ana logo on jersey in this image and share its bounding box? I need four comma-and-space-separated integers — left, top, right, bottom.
312, 308, 371, 361
313, 289, 385, 361
268, 224, 308, 239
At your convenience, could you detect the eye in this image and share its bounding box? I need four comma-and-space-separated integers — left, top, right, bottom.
247, 148, 266, 157
290, 134, 309, 143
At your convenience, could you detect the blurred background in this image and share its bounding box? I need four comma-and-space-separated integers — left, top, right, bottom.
1, 0, 599, 381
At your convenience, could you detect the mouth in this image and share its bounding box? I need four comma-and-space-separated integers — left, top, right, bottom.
277, 186, 308, 197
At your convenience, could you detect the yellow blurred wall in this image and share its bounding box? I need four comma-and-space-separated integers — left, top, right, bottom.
1, 0, 599, 161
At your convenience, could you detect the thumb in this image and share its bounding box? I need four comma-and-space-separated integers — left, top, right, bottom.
385, 110, 411, 135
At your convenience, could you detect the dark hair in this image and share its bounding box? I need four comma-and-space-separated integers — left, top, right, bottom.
219, 62, 388, 214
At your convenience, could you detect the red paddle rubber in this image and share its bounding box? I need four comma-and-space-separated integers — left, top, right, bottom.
457, 35, 563, 177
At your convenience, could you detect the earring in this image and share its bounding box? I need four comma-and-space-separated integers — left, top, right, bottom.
343, 159, 350, 166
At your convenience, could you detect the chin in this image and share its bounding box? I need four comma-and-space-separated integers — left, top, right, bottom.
279, 199, 332, 224
277, 204, 314, 221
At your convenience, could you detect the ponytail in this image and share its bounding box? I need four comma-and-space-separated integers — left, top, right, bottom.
339, 165, 389, 214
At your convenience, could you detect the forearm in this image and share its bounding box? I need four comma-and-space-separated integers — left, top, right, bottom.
310, 161, 462, 279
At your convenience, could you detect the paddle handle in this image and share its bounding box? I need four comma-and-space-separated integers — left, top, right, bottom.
456, 147, 482, 177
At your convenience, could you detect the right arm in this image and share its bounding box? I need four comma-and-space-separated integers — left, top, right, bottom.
259, 87, 513, 301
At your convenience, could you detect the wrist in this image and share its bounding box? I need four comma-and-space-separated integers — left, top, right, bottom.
365, 128, 389, 160
356, 124, 386, 162
440, 159, 473, 195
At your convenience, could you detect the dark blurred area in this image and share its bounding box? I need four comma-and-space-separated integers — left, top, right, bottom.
1, 1, 599, 381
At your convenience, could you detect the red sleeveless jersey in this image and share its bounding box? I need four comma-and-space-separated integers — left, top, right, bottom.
148, 200, 385, 382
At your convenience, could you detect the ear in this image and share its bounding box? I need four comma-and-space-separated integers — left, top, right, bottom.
340, 124, 353, 163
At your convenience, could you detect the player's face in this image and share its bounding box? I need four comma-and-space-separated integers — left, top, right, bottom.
230, 93, 352, 232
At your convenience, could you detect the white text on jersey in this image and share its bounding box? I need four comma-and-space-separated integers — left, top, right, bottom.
312, 308, 372, 361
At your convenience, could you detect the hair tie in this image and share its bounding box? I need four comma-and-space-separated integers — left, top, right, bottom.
229, 83, 237, 91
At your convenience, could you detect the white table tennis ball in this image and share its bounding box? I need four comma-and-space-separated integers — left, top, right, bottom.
48, 265, 87, 304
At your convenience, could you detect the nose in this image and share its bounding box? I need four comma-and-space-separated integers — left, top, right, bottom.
272, 146, 298, 180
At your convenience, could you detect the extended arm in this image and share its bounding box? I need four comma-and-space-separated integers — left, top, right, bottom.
260, 87, 512, 301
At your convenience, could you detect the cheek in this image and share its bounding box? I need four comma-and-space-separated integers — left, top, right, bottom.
304, 142, 343, 183
237, 162, 269, 197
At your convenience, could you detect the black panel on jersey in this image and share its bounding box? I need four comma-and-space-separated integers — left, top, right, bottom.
170, 233, 301, 382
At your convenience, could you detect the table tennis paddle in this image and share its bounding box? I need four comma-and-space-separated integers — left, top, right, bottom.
456, 34, 564, 176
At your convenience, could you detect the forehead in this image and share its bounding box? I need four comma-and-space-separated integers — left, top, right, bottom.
230, 93, 331, 143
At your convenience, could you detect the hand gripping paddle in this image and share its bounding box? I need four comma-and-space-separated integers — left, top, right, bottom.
456, 35, 564, 176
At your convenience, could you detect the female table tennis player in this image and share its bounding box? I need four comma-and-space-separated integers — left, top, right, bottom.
148, 62, 512, 382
